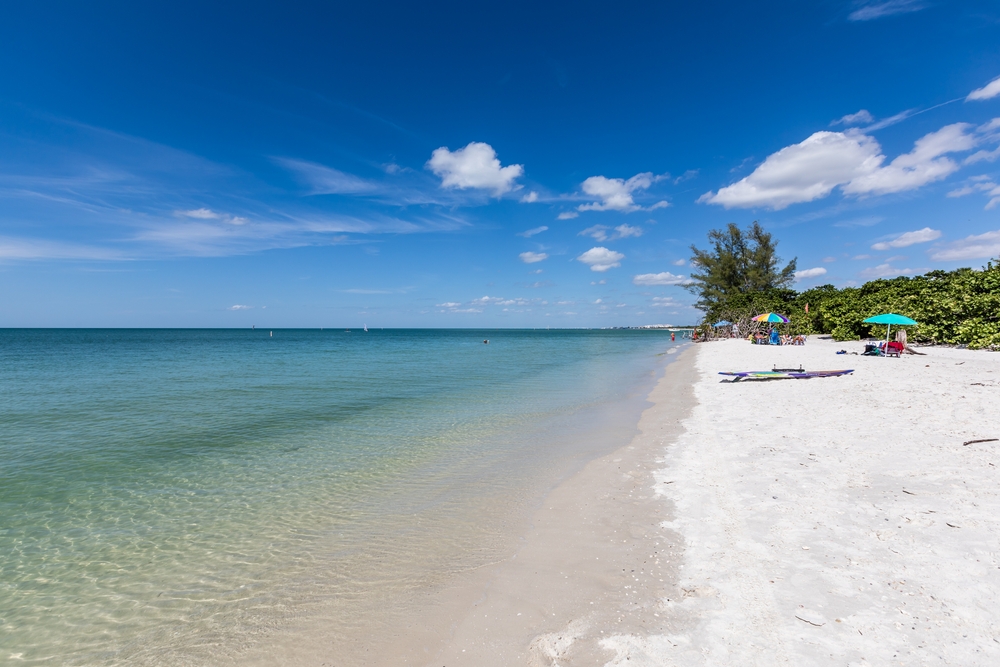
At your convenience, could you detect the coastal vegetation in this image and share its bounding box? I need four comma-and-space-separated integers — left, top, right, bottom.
687, 221, 797, 312
689, 223, 1000, 349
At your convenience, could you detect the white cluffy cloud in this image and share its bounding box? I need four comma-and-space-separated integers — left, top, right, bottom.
929, 229, 1000, 262
577, 173, 668, 213
699, 132, 882, 209
557, 211, 579, 220
794, 267, 828, 281
577, 247, 624, 272
519, 251, 548, 264
632, 271, 690, 286
518, 226, 548, 237
229, 304, 252, 310
968, 76, 1000, 102
871, 227, 941, 250
427, 142, 523, 196
579, 224, 644, 242
700, 123, 977, 210
844, 124, 976, 195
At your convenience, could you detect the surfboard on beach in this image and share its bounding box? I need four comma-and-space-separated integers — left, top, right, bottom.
719, 369, 854, 381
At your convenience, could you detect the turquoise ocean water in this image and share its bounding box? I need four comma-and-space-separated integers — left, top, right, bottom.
0, 329, 679, 665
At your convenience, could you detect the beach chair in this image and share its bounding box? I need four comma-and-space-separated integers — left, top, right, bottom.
884, 341, 903, 358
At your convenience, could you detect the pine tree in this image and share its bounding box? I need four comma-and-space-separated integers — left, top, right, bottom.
687, 221, 797, 311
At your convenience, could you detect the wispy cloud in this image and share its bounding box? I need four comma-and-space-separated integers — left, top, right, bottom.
435, 294, 547, 313
178, 208, 248, 225
858, 263, 920, 279
929, 229, 1000, 262
945, 175, 1000, 208
518, 225, 548, 237
967, 76, 1000, 102
632, 271, 690, 286
831, 109, 874, 126
274, 157, 379, 195
871, 227, 941, 250
340, 286, 414, 294
0, 113, 479, 261
578, 224, 644, 242
848, 0, 926, 22
833, 215, 884, 228
794, 267, 827, 281
861, 109, 915, 131
130, 212, 467, 257
0, 236, 128, 261
228, 304, 252, 310
519, 251, 549, 264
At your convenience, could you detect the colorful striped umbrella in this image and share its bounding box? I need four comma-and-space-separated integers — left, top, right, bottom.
752, 312, 789, 323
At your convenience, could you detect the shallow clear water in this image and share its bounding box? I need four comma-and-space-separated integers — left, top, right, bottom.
0, 328, 678, 665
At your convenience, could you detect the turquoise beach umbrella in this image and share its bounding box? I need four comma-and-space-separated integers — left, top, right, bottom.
863, 313, 917, 326
712, 320, 732, 327
863, 313, 918, 350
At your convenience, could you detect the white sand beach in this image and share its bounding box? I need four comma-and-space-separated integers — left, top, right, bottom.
598, 337, 1000, 666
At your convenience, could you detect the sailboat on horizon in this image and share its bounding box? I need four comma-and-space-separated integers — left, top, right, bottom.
364, 324, 368, 332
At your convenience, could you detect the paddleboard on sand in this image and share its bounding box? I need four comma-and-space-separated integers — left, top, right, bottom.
719, 369, 853, 381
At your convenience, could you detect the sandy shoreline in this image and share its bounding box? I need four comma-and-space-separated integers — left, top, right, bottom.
243, 345, 696, 666
255, 337, 1000, 665
609, 337, 1000, 667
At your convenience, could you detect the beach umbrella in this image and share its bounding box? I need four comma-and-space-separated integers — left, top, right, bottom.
751, 312, 789, 323
863, 313, 917, 351
712, 320, 732, 327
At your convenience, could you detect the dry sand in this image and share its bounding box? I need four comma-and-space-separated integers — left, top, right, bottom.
259, 337, 1000, 666
601, 337, 1000, 667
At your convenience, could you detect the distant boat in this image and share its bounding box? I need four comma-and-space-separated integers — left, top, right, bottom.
364, 324, 368, 332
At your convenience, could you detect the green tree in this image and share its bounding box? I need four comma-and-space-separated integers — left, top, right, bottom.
687, 221, 797, 312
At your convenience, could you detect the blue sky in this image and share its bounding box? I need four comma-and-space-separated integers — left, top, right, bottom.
2, 1, 1000, 327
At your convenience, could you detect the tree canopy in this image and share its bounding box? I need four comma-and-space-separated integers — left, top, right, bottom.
686, 221, 797, 311
686, 224, 1000, 349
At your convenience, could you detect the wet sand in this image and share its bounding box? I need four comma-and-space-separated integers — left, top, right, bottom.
251, 336, 1000, 666
247, 345, 698, 666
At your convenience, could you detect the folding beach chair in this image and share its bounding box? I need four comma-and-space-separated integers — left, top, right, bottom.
884, 341, 903, 358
